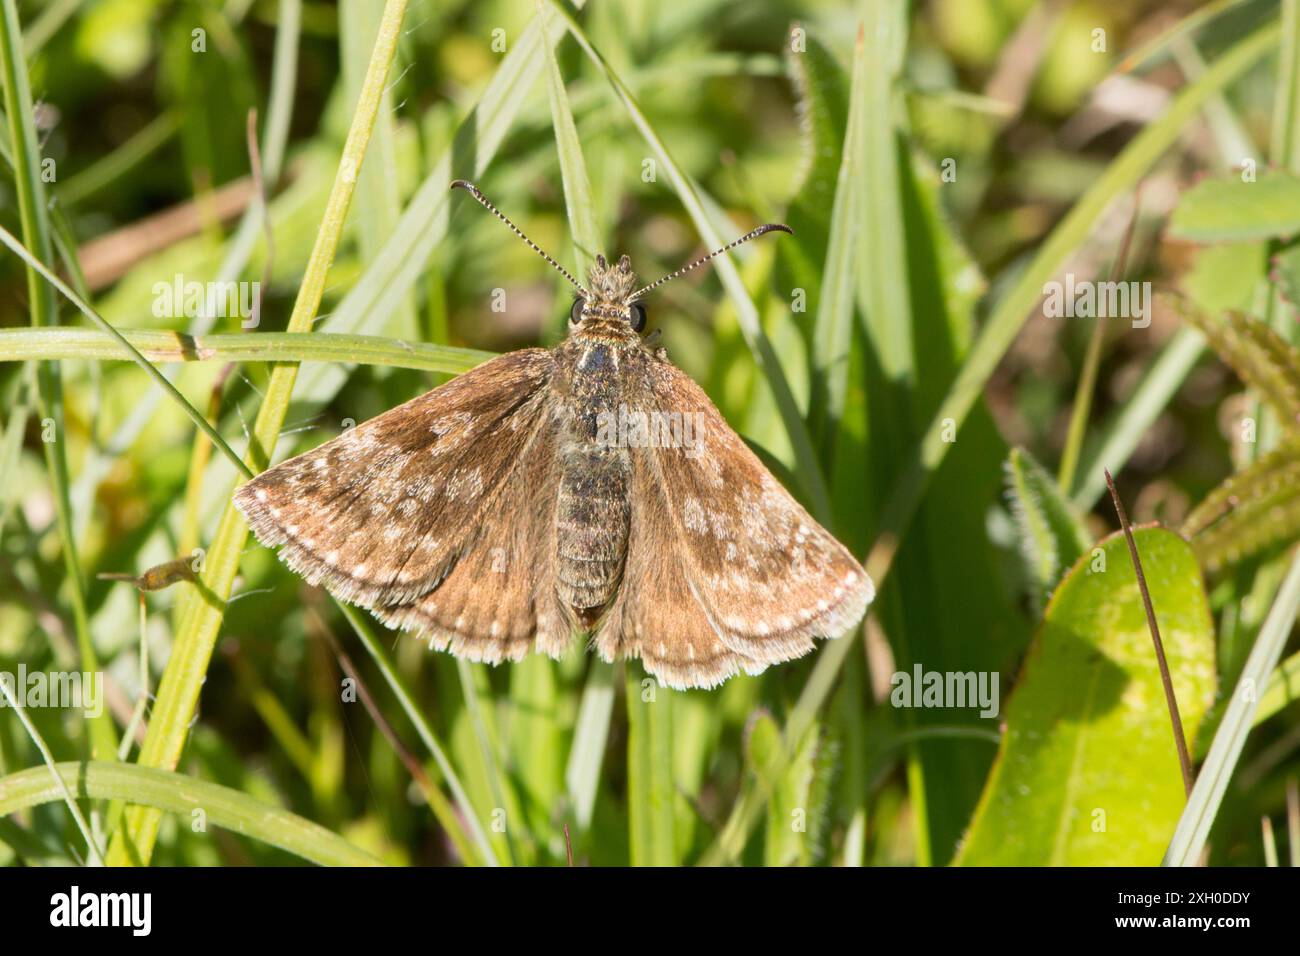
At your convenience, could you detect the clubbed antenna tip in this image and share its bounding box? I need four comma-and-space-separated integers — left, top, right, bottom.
631, 222, 794, 299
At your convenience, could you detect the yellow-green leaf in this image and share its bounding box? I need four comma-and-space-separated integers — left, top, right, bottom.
957, 528, 1216, 866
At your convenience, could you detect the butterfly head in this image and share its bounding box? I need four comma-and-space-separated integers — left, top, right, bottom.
450, 180, 792, 343
568, 254, 646, 338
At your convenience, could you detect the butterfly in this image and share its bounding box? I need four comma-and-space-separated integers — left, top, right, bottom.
233, 181, 873, 689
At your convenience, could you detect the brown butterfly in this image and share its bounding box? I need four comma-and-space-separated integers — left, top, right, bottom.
233, 181, 873, 689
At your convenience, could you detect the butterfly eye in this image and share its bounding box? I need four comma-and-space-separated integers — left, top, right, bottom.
629, 302, 647, 332
569, 298, 586, 326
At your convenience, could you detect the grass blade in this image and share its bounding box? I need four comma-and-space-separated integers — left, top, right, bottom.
548, 0, 830, 519
809, 26, 864, 450
0, 0, 116, 760
0, 762, 383, 866
1070, 326, 1206, 508
625, 672, 676, 866
0, 683, 104, 865
0, 327, 493, 373
1165, 549, 1300, 865
538, 0, 601, 279
106, 0, 413, 866
564, 660, 615, 839
705, 20, 1281, 865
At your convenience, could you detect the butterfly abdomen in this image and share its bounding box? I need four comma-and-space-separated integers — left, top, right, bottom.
553, 338, 634, 630
555, 444, 630, 630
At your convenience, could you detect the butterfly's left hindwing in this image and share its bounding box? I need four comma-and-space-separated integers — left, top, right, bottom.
234, 349, 556, 613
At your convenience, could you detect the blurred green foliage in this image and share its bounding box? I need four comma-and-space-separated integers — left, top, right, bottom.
0, 0, 1298, 868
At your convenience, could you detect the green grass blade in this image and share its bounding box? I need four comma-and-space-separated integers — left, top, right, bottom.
538, 0, 601, 278
1070, 326, 1206, 509
0, 683, 105, 865
625, 672, 676, 866
0, 327, 494, 373
809, 27, 864, 449
341, 0, 416, 341
0, 371, 30, 548
564, 660, 615, 839
106, 0, 413, 866
455, 659, 520, 865
0, 762, 383, 866
548, 0, 830, 519
505, 655, 562, 863
1165, 550, 1300, 865
0, 0, 116, 761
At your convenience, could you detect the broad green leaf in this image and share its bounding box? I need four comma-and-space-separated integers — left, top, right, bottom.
957, 528, 1216, 866
1170, 169, 1300, 242
1178, 241, 1266, 315
1004, 446, 1091, 608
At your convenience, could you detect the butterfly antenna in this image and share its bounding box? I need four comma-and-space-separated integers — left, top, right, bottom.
450, 180, 590, 297
630, 222, 793, 299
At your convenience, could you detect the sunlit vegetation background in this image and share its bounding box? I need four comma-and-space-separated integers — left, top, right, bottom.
1, 0, 1298, 867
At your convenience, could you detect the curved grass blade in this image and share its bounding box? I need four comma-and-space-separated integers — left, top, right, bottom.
106, 0, 416, 867
0, 762, 383, 866
0, 681, 104, 865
